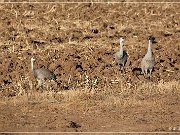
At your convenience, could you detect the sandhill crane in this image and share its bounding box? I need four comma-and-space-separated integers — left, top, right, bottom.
31, 57, 57, 89
141, 36, 155, 79
115, 36, 128, 73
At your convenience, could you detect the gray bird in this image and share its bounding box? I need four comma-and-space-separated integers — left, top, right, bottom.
141, 36, 155, 79
31, 57, 57, 89
115, 36, 128, 73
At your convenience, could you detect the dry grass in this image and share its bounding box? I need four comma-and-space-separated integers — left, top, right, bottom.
0, 2, 179, 132
1, 79, 179, 111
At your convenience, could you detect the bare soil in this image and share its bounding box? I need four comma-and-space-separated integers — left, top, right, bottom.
0, 1, 179, 133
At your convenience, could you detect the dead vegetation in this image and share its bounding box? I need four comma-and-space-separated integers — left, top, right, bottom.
0, 1, 179, 132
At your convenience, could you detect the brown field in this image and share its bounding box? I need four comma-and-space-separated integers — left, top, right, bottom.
0, 0, 180, 133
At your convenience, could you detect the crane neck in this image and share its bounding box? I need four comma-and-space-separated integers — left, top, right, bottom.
119, 41, 124, 55
31, 59, 35, 72
147, 40, 152, 55
146, 40, 153, 57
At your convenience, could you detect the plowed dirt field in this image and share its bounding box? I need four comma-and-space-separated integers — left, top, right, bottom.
0, 1, 179, 133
